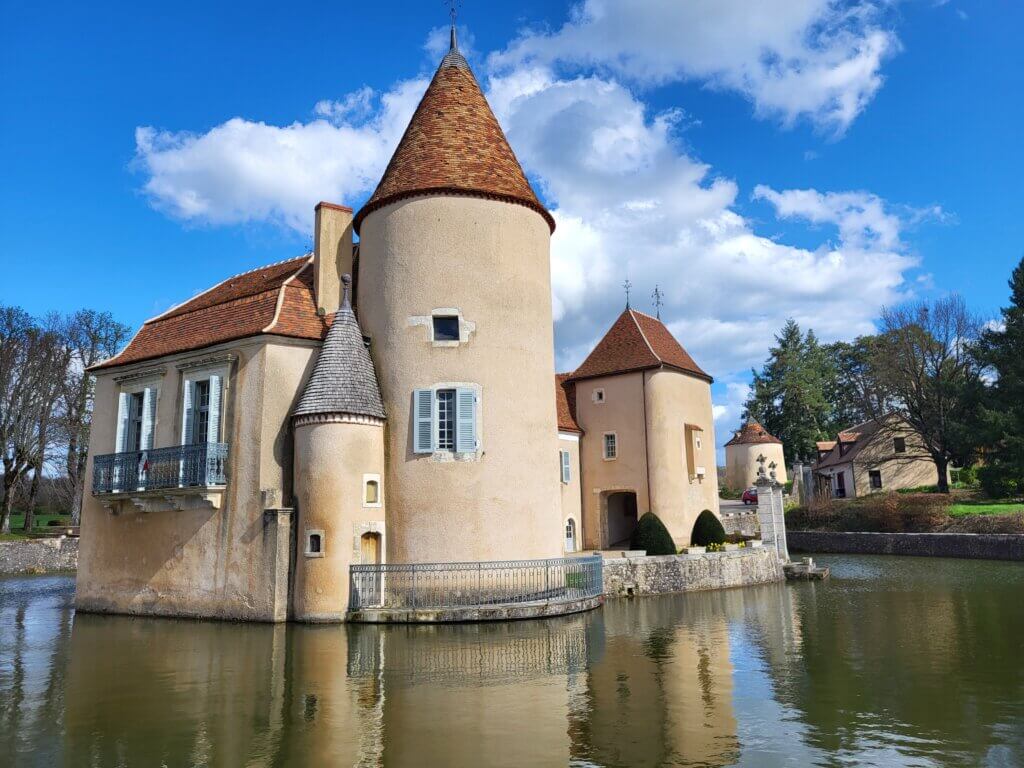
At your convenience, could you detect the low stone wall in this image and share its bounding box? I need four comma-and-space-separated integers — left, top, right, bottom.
0, 537, 79, 575
602, 547, 783, 598
721, 511, 759, 537
789, 531, 1024, 561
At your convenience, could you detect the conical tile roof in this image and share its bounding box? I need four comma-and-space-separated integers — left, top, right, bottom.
293, 276, 386, 421
353, 32, 553, 234
724, 417, 781, 446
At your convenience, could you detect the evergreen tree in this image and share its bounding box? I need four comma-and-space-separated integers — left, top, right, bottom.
745, 320, 832, 464
977, 256, 1024, 496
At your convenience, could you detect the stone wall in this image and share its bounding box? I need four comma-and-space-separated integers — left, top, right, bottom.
721, 511, 758, 537
602, 546, 783, 598
789, 531, 1024, 561
0, 538, 79, 575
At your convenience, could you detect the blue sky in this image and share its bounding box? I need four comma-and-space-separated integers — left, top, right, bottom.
3, 0, 1022, 449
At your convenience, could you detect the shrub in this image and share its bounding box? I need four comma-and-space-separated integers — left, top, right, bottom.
46, 518, 70, 527
630, 512, 676, 555
690, 510, 727, 546
978, 465, 1022, 500
896, 485, 939, 494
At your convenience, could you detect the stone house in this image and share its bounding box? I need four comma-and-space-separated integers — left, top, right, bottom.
812, 414, 946, 498
76, 30, 720, 623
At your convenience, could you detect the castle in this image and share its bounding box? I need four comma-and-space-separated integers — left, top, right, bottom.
76, 31, 720, 622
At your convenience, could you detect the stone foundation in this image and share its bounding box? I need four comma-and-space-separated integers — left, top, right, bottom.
601, 547, 783, 598
789, 531, 1024, 561
0, 538, 79, 575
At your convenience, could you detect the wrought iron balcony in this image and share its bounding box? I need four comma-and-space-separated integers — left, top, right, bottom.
92, 443, 228, 496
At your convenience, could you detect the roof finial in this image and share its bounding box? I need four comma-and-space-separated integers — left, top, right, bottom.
341, 273, 352, 311
651, 284, 663, 320
623, 278, 633, 309
446, 0, 460, 51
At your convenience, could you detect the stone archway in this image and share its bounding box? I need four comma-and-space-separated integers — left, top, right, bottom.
605, 491, 639, 548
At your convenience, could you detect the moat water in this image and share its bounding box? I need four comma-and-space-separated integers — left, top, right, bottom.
2, 555, 1023, 767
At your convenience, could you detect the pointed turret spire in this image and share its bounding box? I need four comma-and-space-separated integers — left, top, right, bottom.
293, 274, 386, 421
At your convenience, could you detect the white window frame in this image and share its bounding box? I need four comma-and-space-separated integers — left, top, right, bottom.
593, 388, 606, 404
179, 364, 229, 446
603, 432, 618, 461
565, 518, 577, 553
408, 308, 477, 348
115, 377, 161, 453
362, 474, 382, 508
560, 449, 571, 484
305, 529, 325, 558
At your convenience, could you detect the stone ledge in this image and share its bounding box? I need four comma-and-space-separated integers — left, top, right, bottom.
346, 594, 604, 623
0, 537, 79, 575
602, 547, 783, 598
789, 531, 1024, 561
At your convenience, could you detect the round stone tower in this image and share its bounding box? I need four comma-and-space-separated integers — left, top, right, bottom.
724, 417, 787, 492
353, 30, 562, 564
292, 275, 387, 621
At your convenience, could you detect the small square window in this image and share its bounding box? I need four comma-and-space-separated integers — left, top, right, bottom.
603, 433, 617, 460
593, 389, 605, 404
869, 470, 883, 489
432, 316, 460, 342
305, 531, 325, 557
893, 437, 906, 454
365, 480, 379, 505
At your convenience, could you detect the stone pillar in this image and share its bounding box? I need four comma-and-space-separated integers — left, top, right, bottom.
754, 457, 789, 563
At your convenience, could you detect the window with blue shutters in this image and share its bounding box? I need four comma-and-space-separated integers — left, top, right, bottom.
560, 449, 571, 484
413, 386, 480, 455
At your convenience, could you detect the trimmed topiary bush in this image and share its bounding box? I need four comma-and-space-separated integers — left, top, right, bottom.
630, 512, 676, 555
690, 510, 726, 546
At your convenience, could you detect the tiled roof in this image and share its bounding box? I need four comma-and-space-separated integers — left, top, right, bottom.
724, 417, 782, 447
816, 441, 837, 451
567, 309, 711, 383
555, 374, 582, 433
353, 38, 553, 235
293, 279, 385, 421
815, 419, 885, 469
92, 255, 329, 370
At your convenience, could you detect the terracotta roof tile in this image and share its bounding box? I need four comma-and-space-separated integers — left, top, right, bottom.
353, 43, 553, 234
816, 441, 837, 451
92, 256, 329, 371
568, 309, 711, 383
724, 417, 782, 447
555, 373, 582, 433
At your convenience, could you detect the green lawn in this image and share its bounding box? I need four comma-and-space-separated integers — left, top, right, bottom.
1, 512, 71, 540
949, 500, 1024, 517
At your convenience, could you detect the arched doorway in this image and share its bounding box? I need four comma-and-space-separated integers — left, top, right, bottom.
359, 532, 383, 606
565, 518, 577, 553
605, 491, 638, 549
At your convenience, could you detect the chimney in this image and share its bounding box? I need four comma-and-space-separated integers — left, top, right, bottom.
313, 202, 354, 314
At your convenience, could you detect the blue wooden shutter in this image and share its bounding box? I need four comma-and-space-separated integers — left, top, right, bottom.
181, 379, 195, 445
413, 389, 434, 453
455, 388, 477, 453
207, 375, 222, 443
560, 449, 571, 484
140, 387, 157, 449
115, 392, 130, 452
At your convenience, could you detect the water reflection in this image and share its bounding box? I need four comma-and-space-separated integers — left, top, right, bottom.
3, 556, 1024, 767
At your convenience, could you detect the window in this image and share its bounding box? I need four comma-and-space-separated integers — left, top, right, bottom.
593, 388, 605, 404
432, 315, 460, 342
192, 380, 211, 445
603, 433, 617, 460
363, 475, 382, 507
305, 531, 324, 557
560, 450, 571, 484
126, 392, 145, 452
413, 387, 478, 454
436, 389, 456, 450
182, 374, 223, 446
695, 434, 702, 450
893, 437, 906, 454
869, 470, 883, 489
116, 386, 157, 454
565, 519, 577, 553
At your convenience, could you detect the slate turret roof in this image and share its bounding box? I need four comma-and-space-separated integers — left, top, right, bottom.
353, 28, 553, 234
293, 275, 386, 421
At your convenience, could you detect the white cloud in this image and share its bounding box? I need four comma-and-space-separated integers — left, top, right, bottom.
712, 381, 752, 462
133, 77, 427, 232
490, 0, 898, 134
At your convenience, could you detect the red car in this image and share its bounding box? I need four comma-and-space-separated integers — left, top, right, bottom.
741, 488, 758, 505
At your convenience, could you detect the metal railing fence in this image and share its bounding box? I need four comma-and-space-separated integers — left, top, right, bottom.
349, 554, 603, 611
92, 443, 228, 495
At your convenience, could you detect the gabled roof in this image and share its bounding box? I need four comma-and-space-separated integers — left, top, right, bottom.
555, 374, 582, 434
293, 277, 385, 421
567, 309, 711, 383
91, 255, 329, 371
353, 32, 553, 234
724, 417, 782, 447
814, 418, 886, 469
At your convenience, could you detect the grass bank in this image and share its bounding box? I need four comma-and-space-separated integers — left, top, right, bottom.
1, 511, 72, 541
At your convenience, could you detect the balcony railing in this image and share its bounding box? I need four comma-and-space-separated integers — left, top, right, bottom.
92, 443, 228, 495
349, 555, 603, 612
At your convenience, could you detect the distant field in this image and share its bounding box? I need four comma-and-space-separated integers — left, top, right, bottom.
949, 500, 1024, 518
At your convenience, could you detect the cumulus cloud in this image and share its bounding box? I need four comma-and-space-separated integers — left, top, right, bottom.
490, 0, 898, 134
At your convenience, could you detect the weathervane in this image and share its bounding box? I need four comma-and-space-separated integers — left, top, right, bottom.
651, 285, 663, 320
623, 278, 633, 309
445, 0, 461, 26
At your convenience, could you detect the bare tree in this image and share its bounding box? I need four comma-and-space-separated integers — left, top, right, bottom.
870, 295, 985, 493
58, 310, 130, 525
0, 308, 66, 533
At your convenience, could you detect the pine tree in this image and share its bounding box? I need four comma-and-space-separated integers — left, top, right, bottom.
977, 256, 1024, 496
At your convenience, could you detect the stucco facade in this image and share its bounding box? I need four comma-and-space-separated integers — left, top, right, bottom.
725, 442, 787, 491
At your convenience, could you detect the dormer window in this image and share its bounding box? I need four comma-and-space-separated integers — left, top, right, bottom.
432, 315, 460, 342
